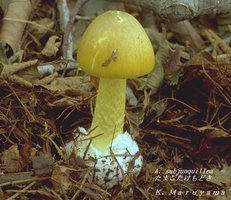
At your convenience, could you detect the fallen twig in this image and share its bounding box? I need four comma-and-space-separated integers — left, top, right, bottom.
110, 0, 231, 21
60, 0, 88, 60
6, 181, 36, 200
37, 59, 76, 75
0, 173, 49, 187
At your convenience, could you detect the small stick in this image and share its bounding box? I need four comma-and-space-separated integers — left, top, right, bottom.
110, 0, 231, 21
61, 0, 88, 60
6, 181, 36, 200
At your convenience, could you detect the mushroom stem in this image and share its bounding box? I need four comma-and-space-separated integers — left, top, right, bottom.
90, 78, 126, 153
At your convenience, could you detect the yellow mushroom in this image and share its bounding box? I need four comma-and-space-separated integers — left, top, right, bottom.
66, 10, 155, 189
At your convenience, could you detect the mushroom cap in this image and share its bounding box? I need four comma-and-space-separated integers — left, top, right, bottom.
77, 10, 155, 78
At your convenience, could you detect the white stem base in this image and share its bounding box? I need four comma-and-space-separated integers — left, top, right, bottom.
65, 127, 143, 189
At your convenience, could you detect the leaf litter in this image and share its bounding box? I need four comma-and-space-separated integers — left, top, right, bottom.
0, 0, 230, 199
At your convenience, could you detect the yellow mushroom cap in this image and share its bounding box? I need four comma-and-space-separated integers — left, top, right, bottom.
77, 10, 155, 78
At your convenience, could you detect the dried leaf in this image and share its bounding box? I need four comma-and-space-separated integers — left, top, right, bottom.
2, 59, 38, 76
6, 74, 33, 87
41, 36, 61, 57
210, 164, 231, 186
0, 0, 32, 53
126, 86, 138, 106
145, 28, 168, 94
35, 72, 58, 85
146, 63, 164, 93
211, 166, 231, 200
43, 76, 93, 98
3, 144, 22, 172
165, 49, 186, 85
51, 164, 73, 193
168, 20, 204, 50
0, 0, 11, 13
28, 18, 54, 40
143, 89, 150, 110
